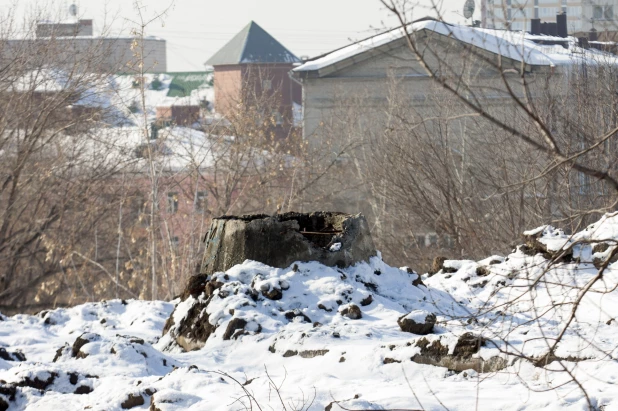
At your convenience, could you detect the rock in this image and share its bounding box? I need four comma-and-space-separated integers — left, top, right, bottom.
284, 310, 311, 323
532, 352, 590, 367
282, 350, 298, 357
398, 311, 436, 335
360, 295, 373, 306
162, 272, 266, 350
53, 345, 67, 362
476, 266, 491, 277
74, 385, 93, 395
522, 229, 573, 262
200, 212, 376, 273
593, 242, 610, 254
149, 396, 161, 411
412, 273, 425, 287
411, 334, 507, 373
16, 371, 57, 390
0, 348, 25, 362
222, 318, 248, 340
262, 286, 282, 300
383, 358, 401, 364
592, 243, 618, 268
299, 350, 329, 358
121, 393, 145, 409
0, 397, 7, 411
429, 256, 447, 276
167, 301, 215, 351
317, 304, 332, 312
0, 383, 17, 402
340, 304, 362, 320
453, 332, 486, 357
72, 333, 99, 359
180, 274, 209, 299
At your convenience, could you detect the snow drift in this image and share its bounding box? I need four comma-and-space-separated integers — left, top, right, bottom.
2, 213, 618, 410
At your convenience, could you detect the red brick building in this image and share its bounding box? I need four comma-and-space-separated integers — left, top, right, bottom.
156, 105, 200, 126
206, 21, 301, 138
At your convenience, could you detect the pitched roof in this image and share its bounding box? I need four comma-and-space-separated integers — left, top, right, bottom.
293, 20, 618, 75
206, 21, 300, 66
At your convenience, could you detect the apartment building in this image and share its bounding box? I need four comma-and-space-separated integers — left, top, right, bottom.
487, 0, 617, 32
2, 12, 166, 73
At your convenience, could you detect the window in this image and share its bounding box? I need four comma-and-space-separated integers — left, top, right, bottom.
167, 192, 178, 214
512, 8, 526, 18
414, 234, 426, 248
262, 79, 272, 91
272, 110, 283, 125
567, 6, 581, 16
427, 233, 439, 247
195, 191, 208, 213
441, 235, 455, 250
594, 5, 614, 20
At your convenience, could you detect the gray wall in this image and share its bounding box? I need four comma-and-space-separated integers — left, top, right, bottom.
3, 37, 167, 73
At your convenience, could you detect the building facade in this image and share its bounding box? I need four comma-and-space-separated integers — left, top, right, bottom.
487, 0, 617, 33
291, 19, 618, 266
206, 21, 301, 138
2, 19, 167, 73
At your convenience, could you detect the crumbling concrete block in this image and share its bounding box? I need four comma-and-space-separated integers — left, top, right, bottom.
200, 212, 376, 273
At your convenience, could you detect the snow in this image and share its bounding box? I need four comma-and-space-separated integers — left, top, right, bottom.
111, 72, 214, 126
2, 214, 618, 409
401, 309, 432, 323
294, 20, 618, 73
329, 242, 342, 252
522, 213, 618, 259
0, 358, 11, 371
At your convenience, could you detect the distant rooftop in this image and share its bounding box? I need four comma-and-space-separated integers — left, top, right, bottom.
206, 21, 299, 65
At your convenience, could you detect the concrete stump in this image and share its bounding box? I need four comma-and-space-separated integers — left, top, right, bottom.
200, 211, 376, 273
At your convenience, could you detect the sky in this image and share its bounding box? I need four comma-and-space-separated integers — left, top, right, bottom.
0, 0, 466, 72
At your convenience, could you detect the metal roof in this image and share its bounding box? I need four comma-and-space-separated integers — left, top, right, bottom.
206, 21, 300, 65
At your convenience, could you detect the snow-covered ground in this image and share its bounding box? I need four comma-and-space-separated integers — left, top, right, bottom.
2, 214, 618, 410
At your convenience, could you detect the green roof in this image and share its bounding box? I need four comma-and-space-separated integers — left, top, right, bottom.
206, 21, 300, 66
165, 71, 212, 97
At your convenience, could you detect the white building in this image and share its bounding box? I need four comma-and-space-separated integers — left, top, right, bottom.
487, 0, 617, 33
2, 16, 166, 74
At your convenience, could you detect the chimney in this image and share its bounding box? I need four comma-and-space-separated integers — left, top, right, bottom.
589, 28, 598, 41
578, 37, 589, 49
556, 12, 567, 38
540, 22, 547, 35
531, 18, 541, 35
547, 22, 558, 36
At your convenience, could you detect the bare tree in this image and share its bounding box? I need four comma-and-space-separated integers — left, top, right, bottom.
310, 3, 618, 269
0, 7, 137, 312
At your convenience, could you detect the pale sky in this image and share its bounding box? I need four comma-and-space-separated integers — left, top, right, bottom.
1, 0, 466, 72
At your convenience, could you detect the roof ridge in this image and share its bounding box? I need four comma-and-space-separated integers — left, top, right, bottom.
301, 17, 446, 64
238, 21, 255, 65
206, 21, 299, 65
